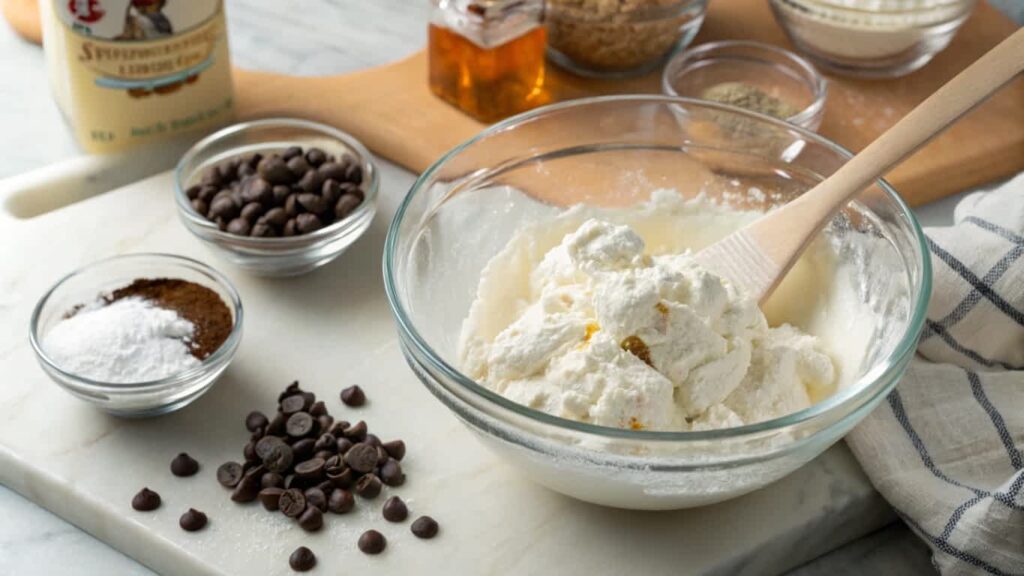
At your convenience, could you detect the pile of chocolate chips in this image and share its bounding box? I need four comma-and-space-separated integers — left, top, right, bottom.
186, 145, 366, 237
216, 381, 438, 569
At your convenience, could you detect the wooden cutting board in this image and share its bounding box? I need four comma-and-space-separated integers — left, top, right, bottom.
230, 0, 1024, 206
6, 0, 1023, 205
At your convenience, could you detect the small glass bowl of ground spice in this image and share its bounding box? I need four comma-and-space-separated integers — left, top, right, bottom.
30, 254, 243, 417
175, 118, 379, 277
662, 40, 828, 131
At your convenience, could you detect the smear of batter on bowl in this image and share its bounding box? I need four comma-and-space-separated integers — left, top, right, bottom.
458, 192, 838, 432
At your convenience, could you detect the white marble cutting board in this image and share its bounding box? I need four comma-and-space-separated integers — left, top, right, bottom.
0, 160, 894, 576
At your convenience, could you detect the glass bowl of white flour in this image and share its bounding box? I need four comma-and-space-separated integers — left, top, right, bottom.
30, 253, 243, 417
384, 96, 931, 510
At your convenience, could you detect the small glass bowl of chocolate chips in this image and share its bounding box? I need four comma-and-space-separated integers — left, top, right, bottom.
175, 119, 379, 276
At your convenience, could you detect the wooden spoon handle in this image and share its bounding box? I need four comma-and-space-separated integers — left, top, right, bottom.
749, 27, 1024, 268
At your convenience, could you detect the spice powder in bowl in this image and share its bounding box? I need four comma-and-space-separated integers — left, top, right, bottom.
42, 278, 232, 384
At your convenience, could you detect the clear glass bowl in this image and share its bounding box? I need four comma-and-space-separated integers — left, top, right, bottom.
384, 96, 931, 510
546, 0, 709, 78
663, 40, 828, 131
30, 254, 243, 418
175, 119, 379, 277
769, 0, 976, 78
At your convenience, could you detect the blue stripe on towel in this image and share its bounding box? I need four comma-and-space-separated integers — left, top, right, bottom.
927, 238, 1024, 328
925, 320, 1014, 370
968, 369, 1024, 470
897, 507, 1023, 576
922, 244, 1024, 340
965, 216, 1024, 246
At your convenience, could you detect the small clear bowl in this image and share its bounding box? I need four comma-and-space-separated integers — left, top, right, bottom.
546, 0, 709, 78
384, 96, 931, 510
663, 40, 828, 131
769, 0, 976, 78
29, 253, 243, 418
175, 119, 379, 277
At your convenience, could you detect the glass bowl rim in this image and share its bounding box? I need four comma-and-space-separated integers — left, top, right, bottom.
29, 252, 244, 393
383, 94, 932, 443
546, 0, 708, 20
662, 39, 829, 128
174, 118, 380, 248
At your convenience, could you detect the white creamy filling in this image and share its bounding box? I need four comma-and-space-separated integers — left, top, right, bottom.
458, 196, 839, 431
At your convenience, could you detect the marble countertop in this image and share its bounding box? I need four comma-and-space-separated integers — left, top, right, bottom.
1, 0, 1019, 574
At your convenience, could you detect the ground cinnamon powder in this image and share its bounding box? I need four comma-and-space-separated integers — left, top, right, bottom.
106, 278, 233, 360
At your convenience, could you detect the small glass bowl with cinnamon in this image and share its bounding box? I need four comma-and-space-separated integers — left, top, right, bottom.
30, 253, 243, 417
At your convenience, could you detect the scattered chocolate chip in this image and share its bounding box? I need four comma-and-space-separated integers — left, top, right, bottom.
255, 435, 286, 460
170, 453, 200, 477
131, 487, 161, 511
231, 470, 262, 502
344, 443, 378, 473
364, 434, 381, 448
298, 505, 324, 532
263, 443, 295, 473
243, 441, 259, 464
358, 529, 387, 554
313, 433, 336, 453
294, 458, 326, 479
327, 466, 354, 488
304, 488, 327, 512
336, 437, 354, 455
382, 440, 406, 461
411, 516, 439, 539
216, 462, 244, 488
327, 488, 355, 514
379, 458, 405, 487
289, 546, 317, 572
286, 412, 315, 438
291, 438, 316, 461
267, 413, 287, 436
316, 480, 335, 494
259, 487, 285, 511
317, 414, 334, 432
382, 496, 408, 522
354, 473, 382, 499
309, 401, 327, 417
340, 385, 366, 407
313, 449, 334, 462
179, 508, 208, 532
261, 471, 284, 489
343, 420, 367, 441
279, 488, 307, 518
280, 395, 307, 415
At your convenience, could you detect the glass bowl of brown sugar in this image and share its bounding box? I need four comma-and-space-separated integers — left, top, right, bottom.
29, 253, 243, 417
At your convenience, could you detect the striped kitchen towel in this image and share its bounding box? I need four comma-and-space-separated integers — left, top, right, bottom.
847, 173, 1024, 575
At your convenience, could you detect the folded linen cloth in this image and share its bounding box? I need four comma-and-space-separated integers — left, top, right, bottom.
847, 173, 1024, 575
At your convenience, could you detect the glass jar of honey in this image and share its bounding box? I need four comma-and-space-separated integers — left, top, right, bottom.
428, 0, 549, 124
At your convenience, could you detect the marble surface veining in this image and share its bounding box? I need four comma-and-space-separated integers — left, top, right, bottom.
0, 0, 1020, 574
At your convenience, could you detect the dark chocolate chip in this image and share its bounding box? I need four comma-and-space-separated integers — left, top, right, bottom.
344, 162, 363, 184
284, 193, 302, 217
317, 414, 334, 433
263, 443, 295, 473
321, 179, 341, 205
287, 156, 311, 178
279, 381, 302, 401
241, 178, 273, 205
131, 487, 161, 511
170, 453, 199, 477
353, 473, 382, 499
379, 458, 405, 487
336, 437, 354, 454
216, 461, 244, 488
198, 185, 219, 202
209, 195, 239, 220
240, 201, 264, 223
252, 222, 278, 237
255, 435, 286, 460
263, 206, 289, 227
313, 433, 336, 453
297, 193, 327, 215
376, 446, 390, 467
342, 420, 367, 441
358, 529, 386, 554
291, 437, 316, 461
280, 395, 307, 415
191, 198, 209, 216
246, 411, 269, 432
267, 413, 287, 436
282, 146, 303, 160
317, 162, 347, 181
296, 169, 323, 194
327, 488, 355, 514
286, 412, 315, 438
297, 505, 323, 532
200, 169, 222, 187
259, 487, 285, 511
227, 218, 251, 236
334, 194, 362, 220
271, 184, 291, 206
261, 471, 284, 489
411, 516, 439, 539
185, 185, 201, 200
294, 458, 326, 479
309, 400, 327, 417
179, 508, 208, 532
295, 213, 323, 234
243, 441, 259, 464
344, 443, 378, 473
382, 440, 406, 461
258, 156, 295, 185
303, 488, 327, 512
364, 434, 381, 448
328, 421, 350, 437
289, 546, 316, 572
305, 148, 327, 167
316, 480, 335, 494
382, 495, 408, 522
340, 385, 365, 407
327, 466, 354, 489
231, 474, 261, 503
283, 218, 298, 236
279, 488, 307, 518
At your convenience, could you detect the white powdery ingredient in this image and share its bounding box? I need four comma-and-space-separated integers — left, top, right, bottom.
42, 297, 199, 383
460, 213, 836, 432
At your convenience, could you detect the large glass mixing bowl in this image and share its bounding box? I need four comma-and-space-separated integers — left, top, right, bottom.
384, 96, 931, 510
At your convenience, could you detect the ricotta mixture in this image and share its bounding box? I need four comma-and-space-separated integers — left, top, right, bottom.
458, 199, 838, 431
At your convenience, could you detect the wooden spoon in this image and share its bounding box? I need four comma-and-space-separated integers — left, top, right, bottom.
696, 27, 1024, 304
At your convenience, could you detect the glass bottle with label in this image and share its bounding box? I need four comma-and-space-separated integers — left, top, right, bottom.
41, 0, 235, 154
